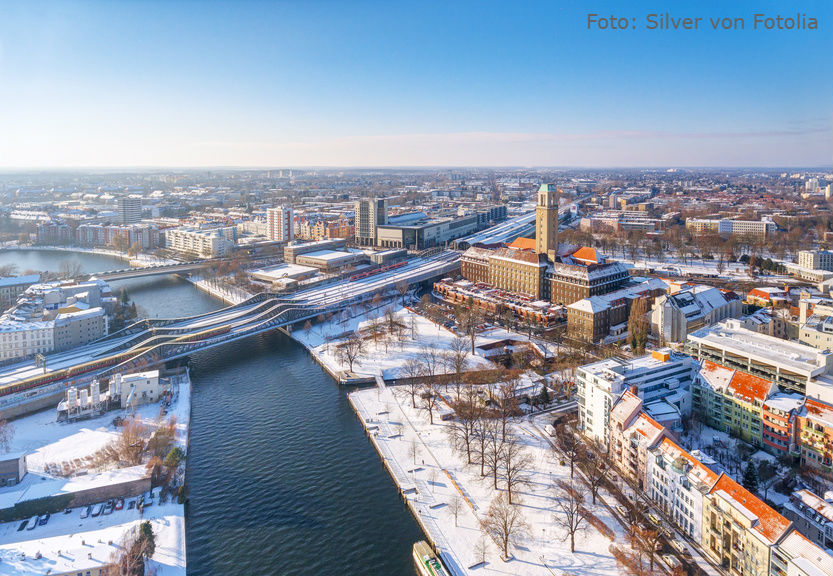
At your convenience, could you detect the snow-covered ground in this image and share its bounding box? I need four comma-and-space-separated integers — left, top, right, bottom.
292, 306, 534, 379
0, 502, 185, 575
349, 384, 631, 576
0, 372, 191, 575
187, 275, 252, 305
616, 255, 794, 283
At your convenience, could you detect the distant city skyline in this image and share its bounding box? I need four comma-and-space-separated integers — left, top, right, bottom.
0, 0, 830, 168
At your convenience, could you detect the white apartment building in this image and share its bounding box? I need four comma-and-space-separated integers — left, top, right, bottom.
267, 207, 294, 242
646, 437, 718, 542
165, 227, 233, 258
577, 349, 695, 445
797, 250, 833, 272
0, 320, 54, 361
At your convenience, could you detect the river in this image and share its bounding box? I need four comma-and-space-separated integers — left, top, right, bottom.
1, 249, 423, 575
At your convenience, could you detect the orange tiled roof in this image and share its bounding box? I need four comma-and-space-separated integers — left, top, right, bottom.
508, 237, 537, 250
728, 370, 773, 404
571, 246, 602, 264
709, 473, 791, 544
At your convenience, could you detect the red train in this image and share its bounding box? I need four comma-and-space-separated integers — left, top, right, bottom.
348, 260, 408, 282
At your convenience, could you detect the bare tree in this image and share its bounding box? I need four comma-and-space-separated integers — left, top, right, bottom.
420, 383, 441, 425
501, 435, 533, 505
337, 332, 366, 372
396, 280, 410, 306
483, 418, 505, 489
473, 535, 488, 567
447, 335, 470, 399
409, 440, 419, 466
629, 525, 662, 572
0, 418, 13, 453
481, 492, 529, 559
496, 374, 522, 442
555, 423, 584, 479
114, 417, 148, 466
449, 493, 464, 527
418, 346, 441, 379
579, 447, 607, 505
401, 357, 423, 408
446, 386, 481, 464
553, 479, 587, 553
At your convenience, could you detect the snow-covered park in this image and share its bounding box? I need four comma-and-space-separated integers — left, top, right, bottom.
349, 382, 641, 576
293, 305, 557, 380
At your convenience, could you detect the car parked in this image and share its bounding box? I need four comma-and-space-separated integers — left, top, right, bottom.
26, 515, 38, 530
64, 507, 72, 514
17, 520, 28, 531
616, 505, 629, 518
128, 500, 136, 510
663, 554, 683, 570
103, 501, 114, 515
91, 504, 104, 517
115, 498, 124, 511
38, 513, 50, 526
81, 506, 91, 519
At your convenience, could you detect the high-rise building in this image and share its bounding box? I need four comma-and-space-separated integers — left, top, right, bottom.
117, 197, 142, 225
355, 198, 387, 246
267, 207, 294, 242
535, 184, 559, 260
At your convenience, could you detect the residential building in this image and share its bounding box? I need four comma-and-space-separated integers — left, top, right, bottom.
702, 473, 792, 576
651, 285, 742, 344
53, 307, 108, 352
267, 206, 294, 242
646, 437, 719, 542
164, 227, 234, 258
761, 393, 804, 455
795, 398, 833, 479
608, 391, 668, 487
694, 361, 776, 447
117, 196, 142, 225
770, 529, 833, 576
783, 490, 833, 550
0, 274, 40, 312
747, 287, 790, 308
355, 197, 388, 246
798, 250, 833, 272
686, 319, 833, 395
0, 320, 54, 362
577, 349, 694, 445
535, 183, 559, 260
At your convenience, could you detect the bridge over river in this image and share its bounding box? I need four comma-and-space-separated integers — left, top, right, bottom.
0, 251, 460, 417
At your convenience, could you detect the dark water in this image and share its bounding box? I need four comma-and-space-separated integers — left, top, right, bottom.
3, 250, 423, 576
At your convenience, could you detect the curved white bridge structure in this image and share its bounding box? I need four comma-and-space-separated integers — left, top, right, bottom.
0, 252, 460, 416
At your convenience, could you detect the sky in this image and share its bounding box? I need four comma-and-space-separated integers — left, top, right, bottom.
0, 0, 830, 168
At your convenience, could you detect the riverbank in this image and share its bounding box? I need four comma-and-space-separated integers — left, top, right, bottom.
348, 383, 627, 576
0, 244, 176, 267
186, 275, 252, 305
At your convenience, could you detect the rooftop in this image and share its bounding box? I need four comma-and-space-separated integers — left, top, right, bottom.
709, 473, 791, 544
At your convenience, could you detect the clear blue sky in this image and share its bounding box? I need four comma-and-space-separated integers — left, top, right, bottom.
0, 0, 830, 167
